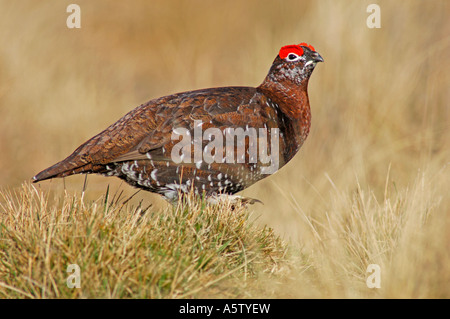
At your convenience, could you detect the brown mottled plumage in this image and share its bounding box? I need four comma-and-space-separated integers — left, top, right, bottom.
33, 44, 323, 202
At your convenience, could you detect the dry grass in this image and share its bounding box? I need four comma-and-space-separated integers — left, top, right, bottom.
271, 167, 449, 298
0, 183, 287, 298
0, 0, 449, 298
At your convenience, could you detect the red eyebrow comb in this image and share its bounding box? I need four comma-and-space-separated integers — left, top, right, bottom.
299, 42, 315, 51
279, 45, 304, 59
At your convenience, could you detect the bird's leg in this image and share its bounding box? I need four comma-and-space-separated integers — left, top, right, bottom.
206, 194, 263, 207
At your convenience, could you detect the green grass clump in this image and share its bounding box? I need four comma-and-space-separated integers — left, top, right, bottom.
0, 183, 287, 298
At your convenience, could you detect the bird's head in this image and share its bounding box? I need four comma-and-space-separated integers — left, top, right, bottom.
265, 43, 324, 86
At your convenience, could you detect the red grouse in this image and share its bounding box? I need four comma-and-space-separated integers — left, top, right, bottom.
33, 43, 323, 202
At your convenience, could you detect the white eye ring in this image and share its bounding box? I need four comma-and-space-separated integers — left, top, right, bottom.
286, 53, 301, 61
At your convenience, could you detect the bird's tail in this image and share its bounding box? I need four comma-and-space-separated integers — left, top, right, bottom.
32, 129, 113, 183
32, 157, 94, 183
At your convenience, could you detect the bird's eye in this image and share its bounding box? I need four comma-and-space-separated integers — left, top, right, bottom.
286, 53, 300, 61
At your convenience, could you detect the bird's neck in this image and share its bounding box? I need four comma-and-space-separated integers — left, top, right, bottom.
257, 77, 310, 120
258, 78, 312, 162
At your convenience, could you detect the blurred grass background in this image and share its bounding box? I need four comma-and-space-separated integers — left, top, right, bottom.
0, 0, 449, 297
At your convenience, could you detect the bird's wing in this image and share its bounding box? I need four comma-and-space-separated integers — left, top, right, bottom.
100, 87, 270, 165
33, 87, 271, 182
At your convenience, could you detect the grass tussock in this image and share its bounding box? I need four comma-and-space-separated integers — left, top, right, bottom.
0, 183, 287, 298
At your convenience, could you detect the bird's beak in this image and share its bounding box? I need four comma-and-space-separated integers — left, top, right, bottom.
304, 52, 324, 68
312, 52, 324, 63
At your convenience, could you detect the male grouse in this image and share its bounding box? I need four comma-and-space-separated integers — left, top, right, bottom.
33, 43, 323, 202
